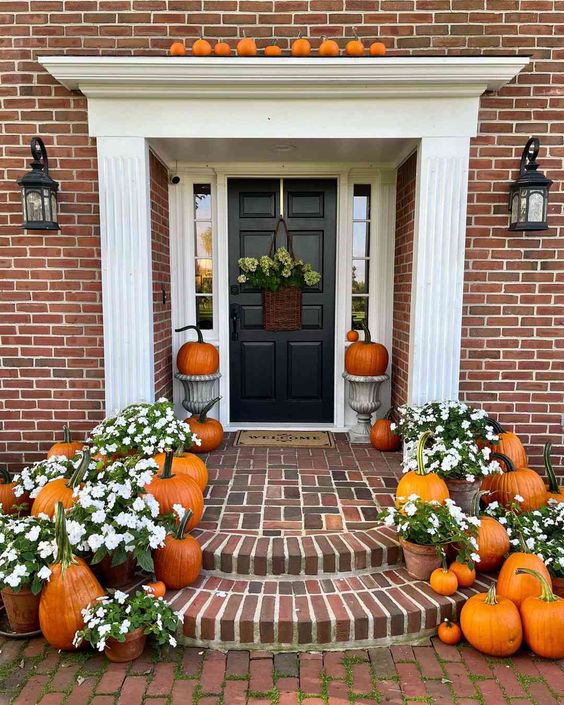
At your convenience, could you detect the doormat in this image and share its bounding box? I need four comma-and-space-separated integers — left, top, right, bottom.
234, 431, 335, 448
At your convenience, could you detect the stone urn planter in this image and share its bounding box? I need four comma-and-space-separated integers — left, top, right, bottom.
342, 372, 389, 444
1, 587, 40, 633
175, 372, 221, 415
445, 478, 480, 514
399, 538, 442, 580
104, 627, 146, 663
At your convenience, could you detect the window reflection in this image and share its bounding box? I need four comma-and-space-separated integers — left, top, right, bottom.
193, 184, 213, 329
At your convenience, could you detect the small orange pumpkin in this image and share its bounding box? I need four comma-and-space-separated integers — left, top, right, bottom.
291, 32, 311, 57
497, 544, 552, 608
153, 447, 208, 492
345, 28, 365, 57
516, 568, 564, 660
0, 468, 27, 515
175, 324, 219, 375
192, 37, 212, 56
214, 41, 231, 56
154, 509, 203, 590
370, 409, 401, 452
319, 36, 339, 57
346, 329, 359, 342
449, 561, 476, 588
544, 442, 564, 503
369, 41, 386, 56
169, 41, 186, 56
344, 322, 388, 376
264, 41, 282, 56
437, 618, 462, 645
31, 448, 90, 518
237, 32, 257, 56
395, 432, 449, 508
430, 564, 459, 597
185, 397, 224, 455
489, 453, 547, 512
143, 581, 166, 599
47, 425, 83, 460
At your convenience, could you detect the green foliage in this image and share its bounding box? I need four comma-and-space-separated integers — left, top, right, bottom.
238, 249, 321, 292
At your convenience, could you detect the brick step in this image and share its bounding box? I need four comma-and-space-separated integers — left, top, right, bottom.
168, 567, 495, 651
194, 525, 402, 577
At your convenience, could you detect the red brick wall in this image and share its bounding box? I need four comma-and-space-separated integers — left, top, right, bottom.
391, 152, 417, 410
149, 151, 173, 401
1, 2, 563, 471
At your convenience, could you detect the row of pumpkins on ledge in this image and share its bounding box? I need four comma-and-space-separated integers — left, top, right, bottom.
170, 29, 387, 57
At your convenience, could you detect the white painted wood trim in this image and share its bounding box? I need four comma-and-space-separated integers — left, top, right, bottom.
408, 137, 471, 405
97, 136, 154, 413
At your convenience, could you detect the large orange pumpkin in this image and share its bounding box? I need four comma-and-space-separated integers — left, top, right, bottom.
319, 36, 339, 56
489, 453, 547, 512
153, 447, 208, 491
516, 568, 564, 659
47, 425, 83, 460
395, 431, 449, 508
370, 409, 401, 452
488, 418, 528, 468
460, 583, 522, 657
175, 324, 219, 375
185, 397, 224, 455
154, 510, 203, 590
544, 442, 564, 503
145, 450, 204, 531
344, 322, 388, 376
39, 503, 105, 651
497, 548, 552, 608
31, 448, 90, 518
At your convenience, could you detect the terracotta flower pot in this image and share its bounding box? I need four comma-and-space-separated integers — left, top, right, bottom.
97, 554, 136, 588
445, 478, 479, 514
399, 537, 442, 580
1, 586, 40, 633
104, 627, 146, 663
552, 576, 564, 599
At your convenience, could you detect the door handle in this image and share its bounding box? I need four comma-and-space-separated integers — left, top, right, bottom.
230, 304, 240, 341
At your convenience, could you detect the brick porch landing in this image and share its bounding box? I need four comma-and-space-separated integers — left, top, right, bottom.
168, 434, 493, 650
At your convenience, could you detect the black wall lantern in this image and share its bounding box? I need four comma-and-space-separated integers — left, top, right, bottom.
508, 137, 552, 231
17, 137, 59, 231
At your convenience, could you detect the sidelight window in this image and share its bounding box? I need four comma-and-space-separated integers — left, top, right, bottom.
351, 184, 371, 329
193, 184, 213, 330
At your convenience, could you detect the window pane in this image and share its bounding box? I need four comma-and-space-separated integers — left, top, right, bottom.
353, 184, 370, 220
353, 222, 369, 258
352, 260, 368, 294
196, 296, 213, 330
195, 222, 213, 257
194, 184, 212, 220
352, 297, 368, 330
195, 259, 213, 293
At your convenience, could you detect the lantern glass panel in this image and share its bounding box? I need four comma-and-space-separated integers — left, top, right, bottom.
25, 190, 43, 222
528, 191, 544, 222
511, 193, 519, 224
43, 188, 51, 221
50, 193, 58, 221
519, 189, 528, 222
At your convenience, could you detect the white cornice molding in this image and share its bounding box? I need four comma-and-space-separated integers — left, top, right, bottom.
38, 55, 529, 99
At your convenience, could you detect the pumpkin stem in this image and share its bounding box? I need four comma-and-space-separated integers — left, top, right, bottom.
0, 467, 12, 485
484, 583, 498, 606
62, 424, 72, 444
384, 407, 395, 422
544, 442, 559, 493
198, 396, 221, 424
54, 501, 77, 575
486, 417, 506, 435
161, 449, 175, 479
174, 443, 185, 458
352, 26, 360, 40
361, 320, 372, 344
514, 567, 559, 602
175, 508, 194, 538
471, 489, 489, 518
67, 446, 90, 489
516, 530, 529, 553
491, 452, 514, 473
174, 324, 204, 344
415, 431, 433, 476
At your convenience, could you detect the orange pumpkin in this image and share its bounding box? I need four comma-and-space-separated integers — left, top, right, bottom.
544, 442, 564, 503
291, 32, 311, 57
154, 510, 203, 590
345, 28, 365, 56
369, 41, 386, 56
214, 41, 231, 56
264, 41, 282, 56
237, 33, 257, 56
497, 548, 552, 608
472, 492, 510, 573
192, 37, 212, 56
437, 618, 462, 645
489, 453, 547, 512
145, 450, 204, 531
32, 448, 90, 518
319, 36, 339, 57
143, 581, 166, 599
395, 431, 449, 508
430, 565, 458, 596
346, 329, 359, 342
488, 418, 528, 468
169, 41, 187, 56
185, 397, 224, 455
449, 561, 476, 588
47, 425, 83, 460
175, 324, 219, 375
516, 568, 564, 659
0, 468, 23, 515
153, 447, 208, 491
39, 503, 105, 651
460, 583, 522, 657
344, 322, 388, 376
370, 410, 401, 452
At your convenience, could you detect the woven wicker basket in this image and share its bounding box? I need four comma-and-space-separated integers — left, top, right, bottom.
263, 286, 302, 331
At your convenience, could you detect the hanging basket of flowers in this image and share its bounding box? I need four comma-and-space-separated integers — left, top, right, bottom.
237, 216, 321, 332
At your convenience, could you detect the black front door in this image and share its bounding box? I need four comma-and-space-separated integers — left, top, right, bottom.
228, 178, 337, 423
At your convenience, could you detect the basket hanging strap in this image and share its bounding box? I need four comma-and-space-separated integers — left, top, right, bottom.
268, 216, 295, 259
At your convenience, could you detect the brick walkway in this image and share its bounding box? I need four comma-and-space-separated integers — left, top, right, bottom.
1, 637, 562, 705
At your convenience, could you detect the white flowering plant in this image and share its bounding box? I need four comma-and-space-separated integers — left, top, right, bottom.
66, 455, 172, 574
73, 589, 179, 652
89, 398, 195, 458
238, 248, 321, 291
379, 496, 481, 567
12, 453, 93, 501
0, 514, 57, 593
392, 402, 500, 481
485, 499, 564, 578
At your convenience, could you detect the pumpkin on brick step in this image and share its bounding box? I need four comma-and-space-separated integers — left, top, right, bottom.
0, 468, 27, 515
544, 442, 564, 503
175, 324, 219, 375
39, 502, 105, 651
31, 447, 91, 518
185, 397, 224, 455
430, 560, 459, 597
449, 560, 476, 588
145, 449, 204, 531
395, 431, 449, 508
488, 418, 528, 469
47, 425, 83, 460
154, 509, 203, 590
370, 408, 401, 452
497, 536, 552, 608
516, 568, 564, 660
488, 452, 547, 512
153, 445, 208, 492
344, 322, 388, 376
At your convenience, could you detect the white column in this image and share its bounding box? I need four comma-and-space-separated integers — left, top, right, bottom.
408, 137, 471, 405
97, 136, 154, 413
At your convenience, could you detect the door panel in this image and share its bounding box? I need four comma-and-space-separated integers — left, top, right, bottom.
229, 178, 336, 422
